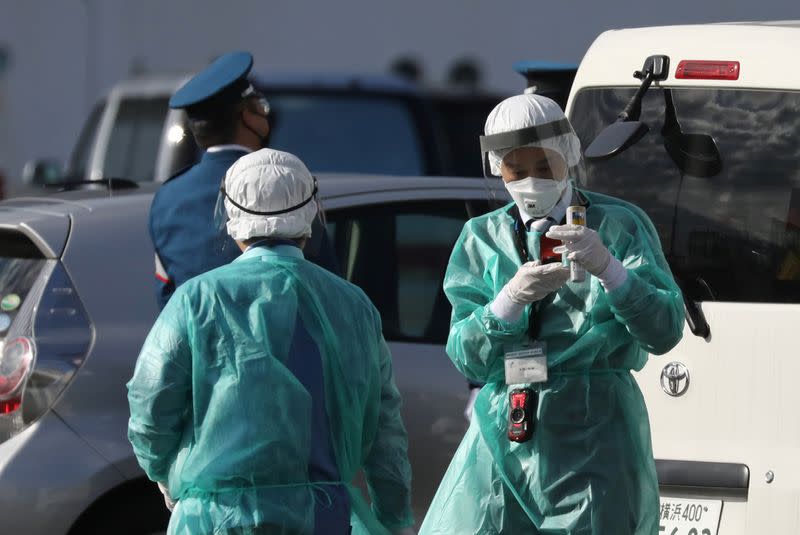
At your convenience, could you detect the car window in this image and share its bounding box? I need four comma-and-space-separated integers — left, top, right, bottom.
265, 93, 425, 176
570, 87, 800, 303
103, 97, 169, 182
326, 201, 470, 343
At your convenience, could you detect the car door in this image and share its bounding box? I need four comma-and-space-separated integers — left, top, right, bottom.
325, 196, 491, 520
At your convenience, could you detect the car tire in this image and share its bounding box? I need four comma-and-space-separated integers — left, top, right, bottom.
68, 479, 170, 535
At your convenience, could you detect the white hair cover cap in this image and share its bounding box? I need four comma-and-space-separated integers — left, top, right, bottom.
484, 93, 582, 176
224, 148, 318, 241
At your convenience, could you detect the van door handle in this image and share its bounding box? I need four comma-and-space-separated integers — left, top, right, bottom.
656, 459, 749, 497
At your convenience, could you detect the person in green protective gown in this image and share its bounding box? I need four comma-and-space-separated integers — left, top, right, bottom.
128, 148, 415, 535
420, 94, 684, 534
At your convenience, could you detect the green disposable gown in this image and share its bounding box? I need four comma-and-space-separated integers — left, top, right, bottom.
420, 190, 684, 534
127, 245, 413, 535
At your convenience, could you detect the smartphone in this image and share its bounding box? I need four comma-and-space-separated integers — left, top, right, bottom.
539, 235, 562, 264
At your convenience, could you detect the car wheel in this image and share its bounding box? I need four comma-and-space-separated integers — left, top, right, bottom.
69, 479, 170, 535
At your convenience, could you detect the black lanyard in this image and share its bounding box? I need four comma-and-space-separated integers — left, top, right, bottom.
507, 205, 560, 340
509, 204, 532, 263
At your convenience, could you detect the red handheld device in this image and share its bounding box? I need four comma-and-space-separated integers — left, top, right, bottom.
507, 388, 537, 442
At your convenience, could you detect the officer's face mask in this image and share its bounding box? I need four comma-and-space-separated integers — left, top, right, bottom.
242, 93, 272, 148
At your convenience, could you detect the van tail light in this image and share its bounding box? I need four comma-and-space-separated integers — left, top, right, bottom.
676, 60, 740, 80
0, 337, 36, 414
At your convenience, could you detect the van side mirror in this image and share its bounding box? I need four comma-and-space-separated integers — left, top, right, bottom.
584, 121, 650, 161
583, 55, 669, 162
22, 159, 63, 186
663, 131, 722, 178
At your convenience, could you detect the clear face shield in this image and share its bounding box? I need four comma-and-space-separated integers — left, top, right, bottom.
479, 118, 587, 214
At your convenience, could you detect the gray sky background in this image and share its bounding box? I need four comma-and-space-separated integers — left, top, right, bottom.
1, 1, 797, 185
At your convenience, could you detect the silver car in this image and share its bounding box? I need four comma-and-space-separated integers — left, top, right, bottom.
0, 174, 503, 534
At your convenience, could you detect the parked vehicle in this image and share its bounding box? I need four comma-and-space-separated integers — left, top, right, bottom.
0, 174, 506, 534
22, 73, 506, 190
513, 60, 578, 109
566, 20, 800, 535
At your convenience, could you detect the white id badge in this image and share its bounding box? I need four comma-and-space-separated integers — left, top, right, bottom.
504, 342, 548, 385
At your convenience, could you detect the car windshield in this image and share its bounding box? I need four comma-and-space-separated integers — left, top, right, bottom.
265, 93, 425, 175
570, 87, 800, 304
63, 101, 106, 182
103, 97, 171, 182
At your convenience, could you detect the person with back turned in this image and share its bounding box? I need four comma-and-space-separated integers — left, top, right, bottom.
129, 148, 415, 535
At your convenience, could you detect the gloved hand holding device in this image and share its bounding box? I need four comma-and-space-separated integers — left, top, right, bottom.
504, 260, 571, 304
547, 225, 628, 290
489, 260, 570, 323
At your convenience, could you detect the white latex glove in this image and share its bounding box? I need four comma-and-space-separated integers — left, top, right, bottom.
503, 260, 570, 305
464, 386, 480, 422
157, 482, 176, 512
393, 528, 417, 535
547, 224, 611, 276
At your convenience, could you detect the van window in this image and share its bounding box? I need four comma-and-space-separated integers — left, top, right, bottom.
266, 94, 425, 176
570, 88, 800, 303
103, 97, 169, 182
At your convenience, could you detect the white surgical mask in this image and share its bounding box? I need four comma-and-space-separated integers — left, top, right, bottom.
505, 177, 567, 220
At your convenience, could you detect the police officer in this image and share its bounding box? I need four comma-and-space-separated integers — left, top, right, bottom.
150, 51, 337, 308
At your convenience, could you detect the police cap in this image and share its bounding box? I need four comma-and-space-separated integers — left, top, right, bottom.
170, 51, 255, 117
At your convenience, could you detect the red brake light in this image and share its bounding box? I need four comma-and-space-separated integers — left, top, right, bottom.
0, 399, 21, 414
0, 337, 35, 413
676, 60, 740, 80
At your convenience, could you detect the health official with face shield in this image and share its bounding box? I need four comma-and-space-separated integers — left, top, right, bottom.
420, 94, 684, 534
129, 149, 414, 535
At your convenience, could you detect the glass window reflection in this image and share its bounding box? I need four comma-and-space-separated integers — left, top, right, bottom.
571, 88, 800, 303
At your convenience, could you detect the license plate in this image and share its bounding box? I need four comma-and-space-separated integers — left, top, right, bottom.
658, 497, 723, 535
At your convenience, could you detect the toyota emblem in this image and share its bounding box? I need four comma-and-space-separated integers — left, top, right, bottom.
660, 361, 690, 397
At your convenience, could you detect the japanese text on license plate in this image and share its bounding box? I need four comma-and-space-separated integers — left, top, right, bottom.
658, 497, 722, 535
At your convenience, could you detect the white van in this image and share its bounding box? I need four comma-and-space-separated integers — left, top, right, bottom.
566, 22, 800, 535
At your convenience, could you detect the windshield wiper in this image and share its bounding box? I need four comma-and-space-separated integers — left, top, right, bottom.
661, 89, 722, 178
44, 177, 139, 192
673, 276, 712, 339
683, 295, 711, 339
